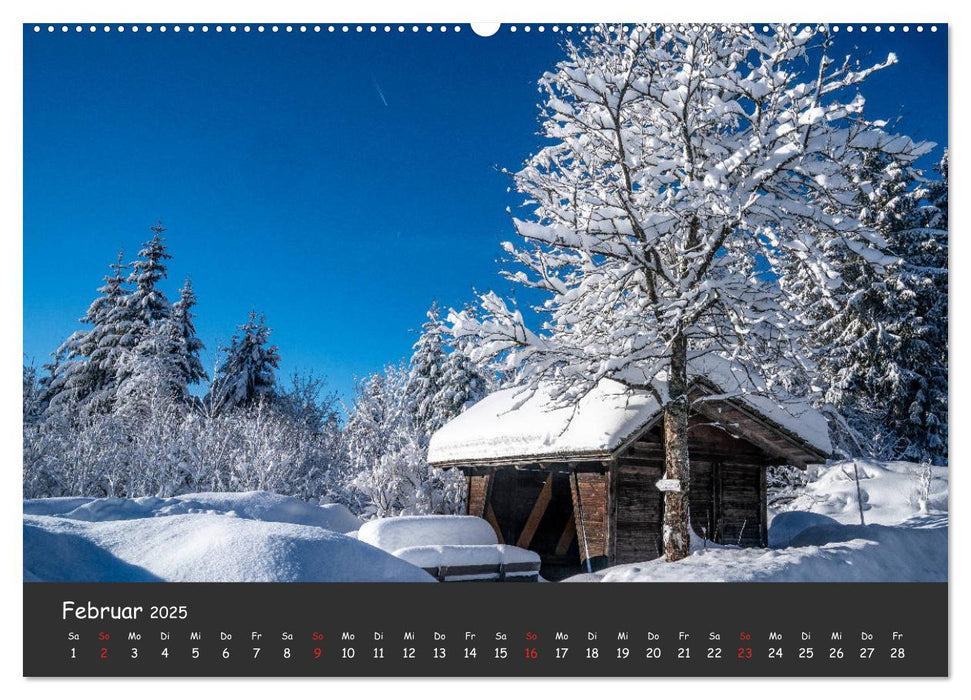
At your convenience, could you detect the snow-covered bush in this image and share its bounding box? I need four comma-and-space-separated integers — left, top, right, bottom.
766, 464, 811, 510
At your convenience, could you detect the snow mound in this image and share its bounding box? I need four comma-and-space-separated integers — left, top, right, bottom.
23, 497, 96, 516
319, 503, 365, 533
567, 518, 946, 583
24, 512, 434, 583
777, 460, 948, 526
25, 491, 363, 533
393, 544, 540, 574
358, 515, 498, 552
768, 511, 841, 548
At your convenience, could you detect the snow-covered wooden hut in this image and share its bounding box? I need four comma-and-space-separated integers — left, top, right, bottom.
427, 356, 832, 579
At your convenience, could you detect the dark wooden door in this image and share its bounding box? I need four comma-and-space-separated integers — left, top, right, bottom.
613, 467, 664, 564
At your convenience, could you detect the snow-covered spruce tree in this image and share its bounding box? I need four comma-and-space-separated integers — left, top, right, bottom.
23, 363, 42, 423
169, 277, 208, 392
449, 25, 931, 561
901, 151, 948, 463
406, 301, 449, 440
406, 301, 493, 441
121, 223, 173, 345
798, 151, 947, 464
436, 345, 491, 425
44, 250, 131, 414
208, 311, 281, 412
96, 224, 175, 399
115, 321, 192, 412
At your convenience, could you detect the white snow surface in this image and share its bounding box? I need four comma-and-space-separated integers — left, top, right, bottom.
394, 544, 501, 569
773, 459, 948, 528
568, 460, 947, 583
23, 490, 365, 532
358, 515, 498, 552
393, 544, 540, 581
23, 492, 433, 583
428, 354, 830, 464
567, 517, 946, 583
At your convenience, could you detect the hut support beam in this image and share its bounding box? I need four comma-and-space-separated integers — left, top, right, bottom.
555, 512, 576, 556
516, 474, 553, 549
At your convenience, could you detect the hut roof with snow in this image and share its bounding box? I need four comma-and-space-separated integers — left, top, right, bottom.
428, 355, 831, 468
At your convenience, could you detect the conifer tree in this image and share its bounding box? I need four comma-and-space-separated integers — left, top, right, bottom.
120, 223, 172, 350
406, 302, 449, 439
795, 151, 947, 463
209, 311, 281, 411
435, 346, 490, 428
45, 250, 131, 412
170, 277, 208, 391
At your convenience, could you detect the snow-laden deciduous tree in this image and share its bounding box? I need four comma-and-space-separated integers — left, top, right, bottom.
449, 24, 932, 561
208, 311, 281, 412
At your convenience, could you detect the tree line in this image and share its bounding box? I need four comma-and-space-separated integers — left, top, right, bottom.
23, 226, 489, 516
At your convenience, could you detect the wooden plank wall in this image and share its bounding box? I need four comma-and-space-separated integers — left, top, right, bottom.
613, 466, 663, 564
716, 463, 765, 547
688, 461, 716, 541
570, 471, 609, 570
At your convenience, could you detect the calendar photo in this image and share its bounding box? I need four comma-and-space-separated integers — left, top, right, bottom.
23, 21, 947, 664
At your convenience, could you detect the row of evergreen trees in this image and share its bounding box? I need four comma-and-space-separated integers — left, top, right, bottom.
34, 224, 280, 419
23, 231, 490, 511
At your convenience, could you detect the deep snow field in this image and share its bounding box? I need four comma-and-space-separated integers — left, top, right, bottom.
24, 491, 434, 583
24, 460, 946, 583
567, 460, 947, 583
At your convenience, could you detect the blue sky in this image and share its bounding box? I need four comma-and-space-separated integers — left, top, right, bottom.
23, 24, 948, 402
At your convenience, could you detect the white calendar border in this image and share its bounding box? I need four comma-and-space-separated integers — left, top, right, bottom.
2, 0, 962, 697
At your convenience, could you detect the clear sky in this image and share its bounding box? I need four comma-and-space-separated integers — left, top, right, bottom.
23, 24, 948, 402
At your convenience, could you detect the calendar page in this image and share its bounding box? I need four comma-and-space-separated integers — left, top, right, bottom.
21, 20, 948, 678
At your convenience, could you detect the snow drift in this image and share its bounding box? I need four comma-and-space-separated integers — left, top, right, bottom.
776, 460, 948, 526
23, 492, 431, 583
23, 491, 364, 532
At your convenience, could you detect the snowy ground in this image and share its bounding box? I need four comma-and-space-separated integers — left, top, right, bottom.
773, 459, 948, 529
567, 460, 947, 583
24, 491, 434, 583
24, 461, 947, 584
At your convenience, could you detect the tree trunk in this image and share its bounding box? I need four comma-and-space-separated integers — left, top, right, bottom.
663, 332, 691, 562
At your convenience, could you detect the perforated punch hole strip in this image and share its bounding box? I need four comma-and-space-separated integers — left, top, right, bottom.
30, 23, 940, 34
